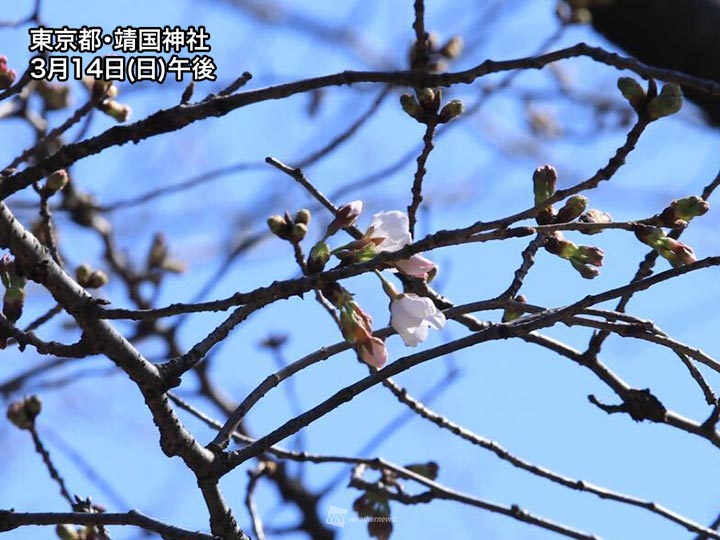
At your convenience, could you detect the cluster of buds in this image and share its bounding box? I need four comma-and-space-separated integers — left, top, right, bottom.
324, 283, 387, 368
400, 87, 464, 125
42, 169, 69, 197
84, 78, 131, 122
6, 395, 42, 431
267, 209, 310, 243
655, 196, 709, 229
634, 225, 697, 267
532, 165, 608, 233
147, 233, 186, 277
0, 254, 27, 324
409, 32, 464, 72
617, 77, 683, 120
75, 263, 108, 289
544, 232, 604, 279
35, 80, 71, 110
0, 55, 16, 90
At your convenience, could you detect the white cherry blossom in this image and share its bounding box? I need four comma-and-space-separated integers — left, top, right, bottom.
391, 293, 446, 347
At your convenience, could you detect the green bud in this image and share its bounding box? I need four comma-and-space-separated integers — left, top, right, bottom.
290, 222, 307, 242
267, 214, 292, 240
294, 208, 311, 226
570, 259, 600, 279
76, 264, 107, 288
86, 270, 108, 289
617, 77, 646, 108
400, 93, 424, 122
578, 209, 612, 235
3, 286, 25, 322
656, 237, 697, 267
438, 99, 464, 123
544, 233, 577, 260
6, 395, 42, 430
55, 524, 79, 540
633, 225, 665, 247
44, 169, 69, 195
416, 87, 441, 113
532, 164, 558, 204
647, 83, 683, 120
555, 195, 588, 223
502, 294, 527, 323
672, 196, 709, 221
307, 241, 330, 274
571, 245, 604, 267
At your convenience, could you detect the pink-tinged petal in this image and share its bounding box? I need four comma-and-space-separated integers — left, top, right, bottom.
390, 294, 446, 347
394, 254, 437, 279
368, 211, 412, 252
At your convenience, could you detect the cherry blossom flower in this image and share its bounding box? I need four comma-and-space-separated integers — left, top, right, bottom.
366, 211, 412, 252
390, 293, 446, 347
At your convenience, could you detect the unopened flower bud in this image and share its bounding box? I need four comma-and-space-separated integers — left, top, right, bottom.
76, 264, 107, 288
6, 395, 42, 430
633, 225, 664, 247
571, 245, 604, 267
267, 214, 292, 240
44, 169, 68, 195
502, 294, 527, 323
533, 164, 558, 204
438, 99, 464, 123
439, 36, 463, 59
290, 222, 307, 242
670, 196, 709, 222
656, 237, 697, 267
400, 93, 424, 122
87, 270, 108, 288
647, 83, 683, 120
307, 241, 330, 274
325, 200, 363, 237
544, 232, 577, 259
578, 209, 612, 235
555, 195, 588, 223
55, 524, 79, 540
3, 286, 25, 322
0, 55, 17, 90
617, 77, 645, 108
294, 208, 311, 226
99, 100, 131, 122
76, 263, 91, 283
570, 259, 600, 279
416, 87, 440, 113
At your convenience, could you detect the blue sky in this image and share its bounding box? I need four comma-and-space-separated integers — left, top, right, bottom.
1, 1, 720, 539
